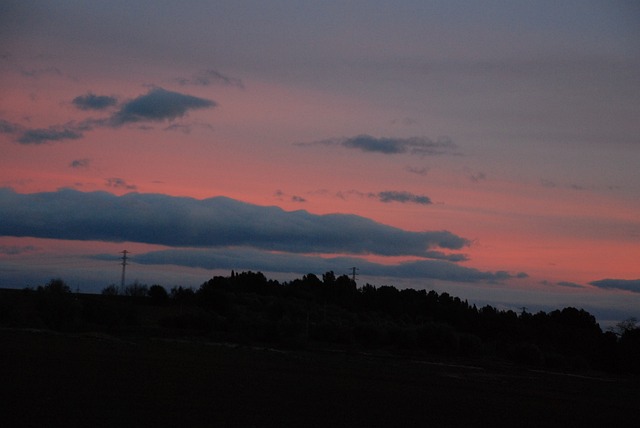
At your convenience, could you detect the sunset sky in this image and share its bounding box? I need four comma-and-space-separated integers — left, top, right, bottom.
1, 1, 639, 325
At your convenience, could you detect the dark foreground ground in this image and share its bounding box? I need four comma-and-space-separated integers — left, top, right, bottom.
1, 328, 638, 428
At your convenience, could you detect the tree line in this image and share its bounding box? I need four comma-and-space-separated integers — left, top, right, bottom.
2, 272, 639, 374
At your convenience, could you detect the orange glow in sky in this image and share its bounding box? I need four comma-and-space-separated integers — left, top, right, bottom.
1, 2, 639, 323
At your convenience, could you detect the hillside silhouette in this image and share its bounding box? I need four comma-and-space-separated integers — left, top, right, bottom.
3, 271, 639, 374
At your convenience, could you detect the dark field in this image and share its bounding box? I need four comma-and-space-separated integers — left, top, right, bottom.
1, 328, 638, 427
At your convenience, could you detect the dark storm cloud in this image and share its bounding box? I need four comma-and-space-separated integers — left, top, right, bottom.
376, 191, 431, 205
589, 279, 640, 293
69, 158, 90, 168
18, 125, 83, 144
121, 248, 510, 283
174, 69, 244, 88
0, 188, 470, 257
72, 93, 118, 110
110, 87, 216, 125
296, 135, 457, 156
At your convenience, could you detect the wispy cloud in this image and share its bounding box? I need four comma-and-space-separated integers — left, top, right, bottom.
590, 279, 640, 293
376, 191, 431, 205
0, 245, 37, 255
10, 117, 99, 145
405, 166, 429, 176
422, 251, 468, 262
69, 158, 91, 168
556, 281, 584, 289
0, 188, 469, 258
467, 171, 486, 183
173, 69, 244, 88
110, 87, 216, 125
105, 178, 137, 190
19, 66, 62, 78
18, 125, 83, 144
72, 93, 118, 111
163, 122, 214, 134
163, 123, 193, 134
100, 247, 515, 283
541, 179, 597, 192
274, 190, 307, 203
2, 87, 217, 144
0, 119, 19, 134
296, 134, 457, 156
334, 189, 432, 205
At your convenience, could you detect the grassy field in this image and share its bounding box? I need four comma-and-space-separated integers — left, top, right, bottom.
1, 328, 638, 427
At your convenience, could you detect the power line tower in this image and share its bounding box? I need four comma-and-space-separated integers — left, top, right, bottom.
120, 250, 129, 288
349, 266, 359, 282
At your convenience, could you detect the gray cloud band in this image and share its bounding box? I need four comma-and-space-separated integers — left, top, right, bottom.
116, 247, 520, 283
296, 134, 457, 156
0, 188, 468, 258
590, 279, 640, 293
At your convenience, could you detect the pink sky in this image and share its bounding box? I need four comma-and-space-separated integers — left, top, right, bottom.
1, 1, 639, 324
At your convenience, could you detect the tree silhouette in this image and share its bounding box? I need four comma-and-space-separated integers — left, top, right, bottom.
7, 271, 639, 373
39, 278, 71, 294
148, 284, 169, 304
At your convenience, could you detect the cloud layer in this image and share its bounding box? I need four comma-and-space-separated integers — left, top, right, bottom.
590, 279, 640, 293
113, 247, 518, 283
17, 126, 83, 144
333, 190, 432, 205
0, 188, 469, 258
110, 87, 216, 125
297, 134, 457, 156
1, 87, 216, 144
377, 191, 431, 205
72, 93, 118, 110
